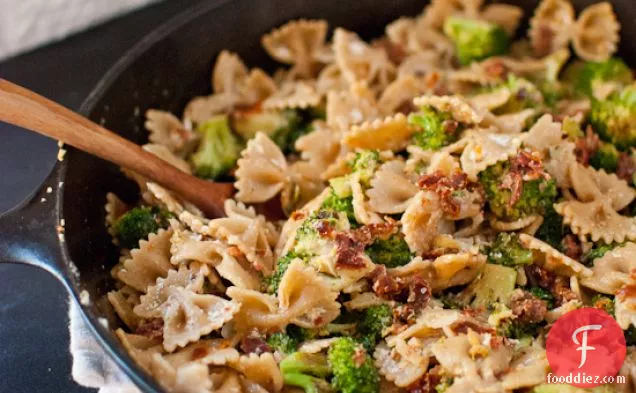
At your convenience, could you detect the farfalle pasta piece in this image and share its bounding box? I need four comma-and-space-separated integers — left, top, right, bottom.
117, 228, 174, 292
413, 95, 485, 125
460, 132, 522, 181
378, 75, 430, 115
294, 123, 341, 171
480, 4, 524, 36
277, 259, 341, 328
162, 287, 240, 352
529, 0, 575, 57
374, 340, 429, 387
401, 191, 444, 255
397, 51, 444, 78
145, 109, 196, 155
572, 2, 620, 62
134, 265, 208, 319
518, 234, 592, 278
367, 160, 418, 214
555, 198, 636, 243
468, 88, 512, 111
262, 81, 321, 110
226, 286, 282, 330
183, 93, 235, 126
344, 113, 413, 151
163, 339, 239, 368
105, 192, 129, 242
326, 82, 379, 131
500, 344, 550, 390
261, 19, 329, 78
580, 243, 636, 294
116, 329, 163, 373
107, 286, 142, 329
333, 28, 395, 90
569, 162, 636, 211
212, 51, 277, 105
235, 132, 288, 203
544, 140, 577, 188
617, 284, 636, 330
233, 353, 284, 393
316, 63, 349, 95
521, 114, 563, 153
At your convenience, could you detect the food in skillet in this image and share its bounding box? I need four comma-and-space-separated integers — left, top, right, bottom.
105, 0, 636, 391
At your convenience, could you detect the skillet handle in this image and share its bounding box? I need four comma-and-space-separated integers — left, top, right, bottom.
0, 167, 68, 283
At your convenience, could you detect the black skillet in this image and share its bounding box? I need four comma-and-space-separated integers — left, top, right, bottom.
1, 0, 635, 391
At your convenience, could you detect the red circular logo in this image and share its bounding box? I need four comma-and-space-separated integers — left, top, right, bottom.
546, 308, 626, 388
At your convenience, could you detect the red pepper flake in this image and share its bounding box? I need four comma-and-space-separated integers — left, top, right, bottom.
191, 347, 209, 360
418, 170, 484, 217
617, 152, 636, 182
335, 233, 367, 269
240, 336, 272, 355
135, 318, 164, 339
575, 126, 600, 166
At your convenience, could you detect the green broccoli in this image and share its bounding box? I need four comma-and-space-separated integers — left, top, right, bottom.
535, 205, 564, 250
484, 233, 533, 267
590, 143, 621, 172
443, 16, 509, 65
497, 319, 542, 340
494, 76, 544, 114
562, 117, 585, 141
348, 150, 383, 186
365, 235, 412, 268
528, 287, 555, 309
591, 294, 615, 317
113, 206, 172, 249
589, 86, 636, 150
409, 107, 462, 150
267, 325, 315, 354
328, 337, 380, 393
478, 155, 557, 221
582, 242, 625, 265
566, 58, 634, 98
191, 115, 241, 179
435, 378, 454, 393
280, 352, 332, 393
356, 305, 393, 353
283, 373, 332, 393
321, 189, 356, 225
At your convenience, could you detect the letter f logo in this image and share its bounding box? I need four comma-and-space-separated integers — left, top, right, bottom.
572, 325, 602, 368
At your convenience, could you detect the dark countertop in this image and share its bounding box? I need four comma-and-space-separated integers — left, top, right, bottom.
0, 1, 202, 391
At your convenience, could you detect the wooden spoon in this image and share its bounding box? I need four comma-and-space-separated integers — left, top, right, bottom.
0, 79, 233, 217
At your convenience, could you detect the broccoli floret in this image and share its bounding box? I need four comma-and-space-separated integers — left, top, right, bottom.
485, 233, 533, 267
562, 117, 585, 141
435, 378, 454, 393
535, 205, 564, 250
459, 264, 517, 307
191, 115, 241, 179
589, 86, 636, 150
356, 305, 393, 353
280, 352, 332, 393
497, 319, 542, 340
283, 373, 332, 393
443, 16, 509, 65
528, 287, 555, 309
494, 76, 544, 114
267, 325, 315, 354
569, 58, 634, 98
113, 206, 172, 249
321, 189, 356, 224
267, 251, 305, 294
348, 150, 383, 186
583, 242, 625, 265
590, 143, 621, 172
328, 337, 380, 393
365, 235, 412, 268
591, 294, 615, 317
409, 107, 461, 151
478, 156, 557, 221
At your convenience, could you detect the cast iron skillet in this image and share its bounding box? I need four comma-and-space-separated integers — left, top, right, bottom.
1, 0, 636, 391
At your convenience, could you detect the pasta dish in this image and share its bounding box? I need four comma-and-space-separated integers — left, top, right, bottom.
104, 0, 636, 391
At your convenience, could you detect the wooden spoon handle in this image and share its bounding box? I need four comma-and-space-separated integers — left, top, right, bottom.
0, 79, 231, 217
